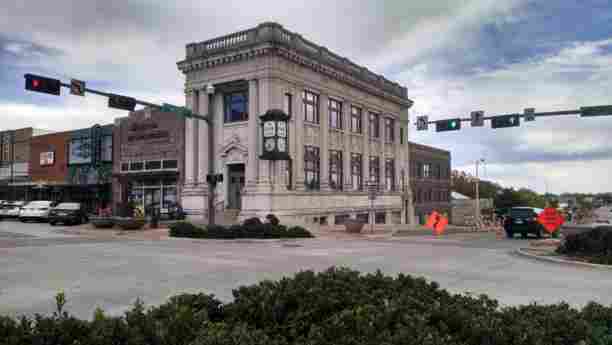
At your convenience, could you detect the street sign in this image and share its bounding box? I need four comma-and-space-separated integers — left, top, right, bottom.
436, 118, 461, 132
580, 105, 612, 117
24, 74, 61, 96
416, 116, 429, 131
70, 79, 86, 96
470, 110, 484, 127
524, 108, 536, 121
537, 207, 565, 234
160, 103, 193, 118
108, 94, 136, 111
491, 114, 520, 129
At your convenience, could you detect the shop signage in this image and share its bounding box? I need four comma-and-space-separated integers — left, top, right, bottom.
40, 151, 55, 166
128, 131, 169, 142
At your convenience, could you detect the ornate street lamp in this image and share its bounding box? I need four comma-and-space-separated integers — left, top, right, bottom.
260, 109, 291, 161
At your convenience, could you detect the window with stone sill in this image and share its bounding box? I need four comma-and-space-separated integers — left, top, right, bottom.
329, 98, 342, 130
304, 145, 320, 190
351, 106, 362, 134
351, 153, 363, 191
423, 163, 431, 178
369, 156, 380, 188
384, 117, 395, 143
329, 150, 343, 191
303, 90, 319, 124
224, 91, 249, 123
368, 112, 380, 138
385, 158, 395, 191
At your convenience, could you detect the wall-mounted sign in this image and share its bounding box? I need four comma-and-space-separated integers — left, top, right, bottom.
128, 131, 169, 142
40, 151, 55, 166
263, 121, 276, 138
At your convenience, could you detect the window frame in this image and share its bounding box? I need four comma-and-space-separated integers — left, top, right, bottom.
368, 112, 380, 138
369, 156, 380, 188
350, 153, 363, 191
350, 106, 362, 134
385, 158, 395, 191
284, 93, 292, 116
303, 90, 320, 124
384, 117, 395, 143
101, 135, 113, 162
304, 145, 320, 190
223, 90, 249, 123
68, 137, 92, 165
329, 98, 343, 130
423, 163, 431, 178
329, 150, 343, 191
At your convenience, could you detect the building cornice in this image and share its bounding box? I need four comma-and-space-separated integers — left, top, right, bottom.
178, 22, 413, 109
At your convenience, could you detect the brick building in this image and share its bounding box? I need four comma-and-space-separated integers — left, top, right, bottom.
28, 131, 70, 201
409, 141, 452, 224
112, 108, 185, 215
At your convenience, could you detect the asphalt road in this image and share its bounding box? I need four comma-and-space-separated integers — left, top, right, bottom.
2, 220, 612, 319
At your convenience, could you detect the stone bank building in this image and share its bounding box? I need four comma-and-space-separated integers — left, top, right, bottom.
177, 22, 415, 226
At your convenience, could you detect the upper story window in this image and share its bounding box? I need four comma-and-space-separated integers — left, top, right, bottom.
69, 138, 92, 164
368, 112, 380, 138
385, 158, 395, 191
304, 145, 320, 190
224, 91, 249, 123
351, 153, 362, 191
384, 117, 395, 142
416, 162, 423, 178
101, 135, 112, 162
329, 150, 343, 190
351, 106, 362, 134
400, 127, 404, 144
284, 93, 292, 116
303, 90, 319, 124
423, 163, 431, 178
329, 98, 342, 129
435, 164, 442, 179
369, 156, 380, 187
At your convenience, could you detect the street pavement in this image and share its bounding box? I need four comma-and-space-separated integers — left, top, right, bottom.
2, 220, 612, 319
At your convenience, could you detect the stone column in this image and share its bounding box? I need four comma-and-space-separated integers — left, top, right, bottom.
246, 79, 259, 189
319, 94, 329, 191
380, 115, 386, 192
343, 103, 352, 191
197, 89, 209, 187
363, 108, 370, 189
184, 90, 196, 186
394, 118, 401, 191
257, 77, 272, 187
294, 89, 305, 191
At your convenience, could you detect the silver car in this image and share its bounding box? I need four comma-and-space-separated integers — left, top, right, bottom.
19, 201, 54, 222
0, 201, 26, 218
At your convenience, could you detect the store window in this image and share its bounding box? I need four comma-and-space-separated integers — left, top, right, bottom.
303, 90, 319, 124
101, 135, 113, 162
224, 91, 249, 123
335, 214, 350, 225
130, 161, 144, 171
329, 98, 342, 129
375, 212, 386, 224
329, 150, 343, 190
351, 153, 362, 191
162, 160, 178, 169
304, 146, 320, 190
357, 213, 369, 224
145, 160, 162, 170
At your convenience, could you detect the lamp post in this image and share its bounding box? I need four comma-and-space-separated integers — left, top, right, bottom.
206, 84, 216, 225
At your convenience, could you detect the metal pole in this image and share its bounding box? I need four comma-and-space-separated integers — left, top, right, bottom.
207, 89, 215, 225
475, 160, 480, 226
10, 133, 15, 201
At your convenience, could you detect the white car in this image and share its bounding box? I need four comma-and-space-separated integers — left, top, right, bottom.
19, 201, 54, 222
0, 201, 26, 218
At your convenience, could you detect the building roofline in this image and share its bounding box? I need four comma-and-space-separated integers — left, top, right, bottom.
408, 141, 451, 156
179, 22, 411, 105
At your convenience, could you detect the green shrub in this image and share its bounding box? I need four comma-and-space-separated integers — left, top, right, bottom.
557, 226, 612, 263
169, 222, 206, 238
3, 268, 612, 344
170, 222, 314, 239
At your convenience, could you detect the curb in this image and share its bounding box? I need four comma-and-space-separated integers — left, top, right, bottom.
515, 248, 612, 270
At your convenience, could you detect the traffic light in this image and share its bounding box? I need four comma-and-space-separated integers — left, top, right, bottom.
24, 74, 61, 95
436, 118, 461, 132
108, 94, 136, 111
491, 114, 520, 129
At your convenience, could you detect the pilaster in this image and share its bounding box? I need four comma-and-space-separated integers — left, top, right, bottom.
319, 93, 330, 191
197, 89, 209, 188
363, 108, 370, 187
343, 102, 352, 191
246, 79, 259, 189
294, 88, 305, 191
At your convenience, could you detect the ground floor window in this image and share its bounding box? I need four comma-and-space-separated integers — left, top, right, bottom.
329, 150, 343, 191
128, 177, 178, 215
369, 156, 380, 188
335, 214, 350, 225
351, 153, 362, 191
356, 213, 369, 224
385, 158, 395, 191
375, 212, 386, 224
304, 146, 320, 190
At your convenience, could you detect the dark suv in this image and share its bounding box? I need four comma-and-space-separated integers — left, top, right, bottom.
503, 207, 546, 238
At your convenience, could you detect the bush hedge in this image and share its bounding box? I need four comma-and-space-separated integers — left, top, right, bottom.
3, 267, 612, 344
168, 222, 314, 239
557, 226, 612, 264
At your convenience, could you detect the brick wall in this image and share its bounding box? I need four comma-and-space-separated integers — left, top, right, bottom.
29, 131, 69, 184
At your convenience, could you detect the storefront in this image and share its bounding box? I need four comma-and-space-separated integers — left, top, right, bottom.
112, 108, 185, 216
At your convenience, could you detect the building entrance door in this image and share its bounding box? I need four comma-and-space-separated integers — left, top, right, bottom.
227, 164, 245, 210
144, 188, 161, 216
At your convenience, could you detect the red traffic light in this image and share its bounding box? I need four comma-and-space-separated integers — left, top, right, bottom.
24, 74, 61, 96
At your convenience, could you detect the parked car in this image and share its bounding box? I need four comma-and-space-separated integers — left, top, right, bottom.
19, 201, 55, 222
0, 201, 26, 219
48, 202, 89, 225
503, 207, 546, 238
145, 201, 186, 220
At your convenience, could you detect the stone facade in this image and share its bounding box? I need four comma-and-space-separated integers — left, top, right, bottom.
178, 22, 415, 226
409, 141, 452, 224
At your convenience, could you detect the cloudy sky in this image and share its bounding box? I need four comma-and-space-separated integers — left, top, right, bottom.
1, 0, 611, 194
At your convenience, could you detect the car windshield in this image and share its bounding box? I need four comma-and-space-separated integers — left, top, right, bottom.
510, 208, 536, 217
26, 201, 52, 208
55, 203, 80, 210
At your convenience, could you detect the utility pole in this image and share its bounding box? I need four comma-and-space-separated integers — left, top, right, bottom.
205, 84, 216, 225
475, 158, 485, 226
